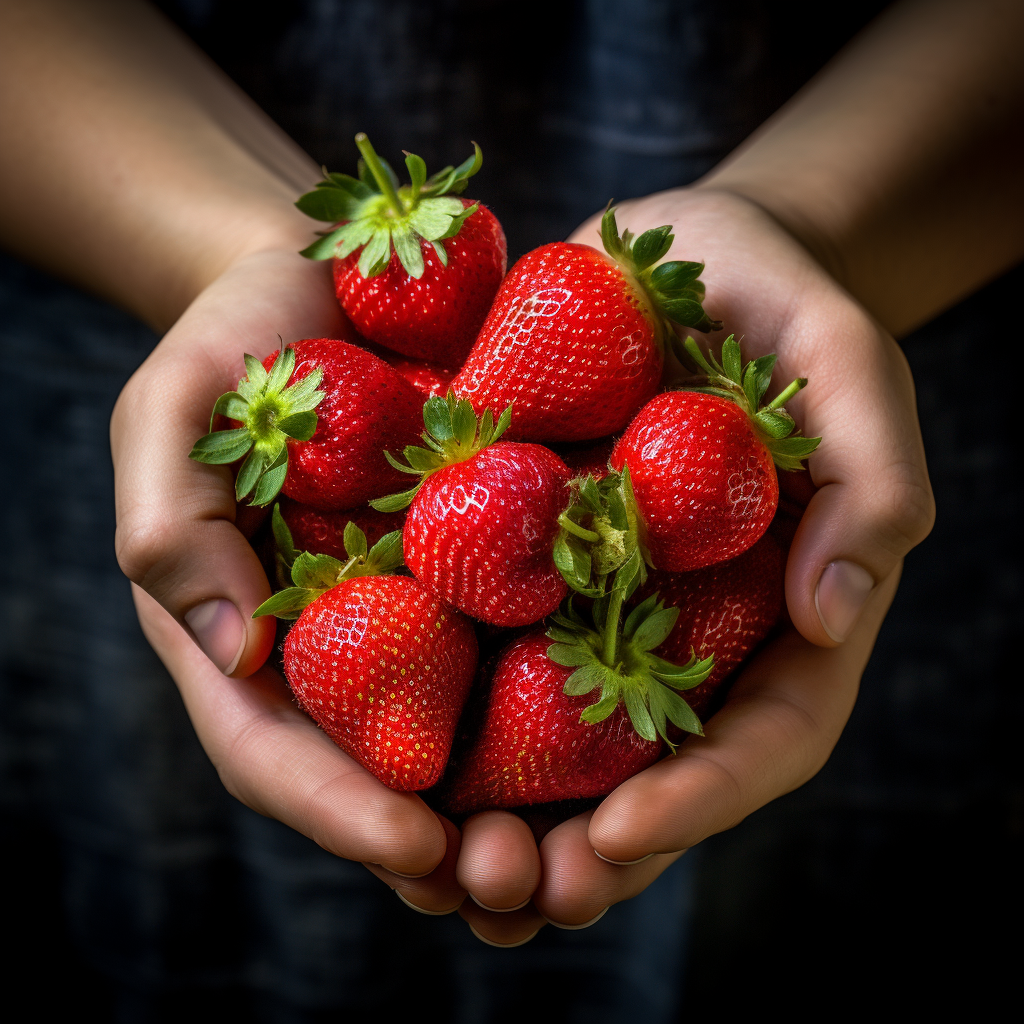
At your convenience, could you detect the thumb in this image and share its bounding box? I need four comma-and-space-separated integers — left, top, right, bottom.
783, 334, 935, 647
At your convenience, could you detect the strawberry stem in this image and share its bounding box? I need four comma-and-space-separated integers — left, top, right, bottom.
601, 588, 626, 665
765, 377, 807, 411
558, 513, 601, 544
355, 132, 404, 217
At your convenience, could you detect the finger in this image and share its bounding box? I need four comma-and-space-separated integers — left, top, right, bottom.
458, 900, 547, 948
365, 815, 467, 915
533, 812, 685, 928
780, 310, 935, 647
456, 811, 542, 912
134, 585, 447, 876
587, 568, 900, 863
112, 251, 344, 677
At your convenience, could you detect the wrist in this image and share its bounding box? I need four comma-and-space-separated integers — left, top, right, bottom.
145, 193, 317, 332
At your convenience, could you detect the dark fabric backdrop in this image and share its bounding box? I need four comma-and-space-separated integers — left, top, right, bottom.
1, 0, 1019, 1019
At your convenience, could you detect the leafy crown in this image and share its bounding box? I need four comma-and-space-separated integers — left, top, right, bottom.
370, 391, 512, 512
253, 505, 404, 620
600, 205, 723, 335
296, 133, 483, 278
188, 347, 324, 506
546, 560, 714, 747
678, 335, 821, 471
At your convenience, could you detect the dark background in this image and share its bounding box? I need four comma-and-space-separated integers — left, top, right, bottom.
1, 0, 1021, 1019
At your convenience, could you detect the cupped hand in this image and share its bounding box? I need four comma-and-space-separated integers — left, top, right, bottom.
453, 186, 935, 943
112, 250, 465, 910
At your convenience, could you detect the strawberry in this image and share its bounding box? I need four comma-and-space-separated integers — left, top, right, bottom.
442, 572, 713, 813
451, 206, 721, 442
379, 352, 456, 399
610, 336, 820, 571
296, 134, 506, 368
552, 437, 616, 481
636, 532, 785, 718
190, 339, 425, 510
373, 394, 647, 627
273, 498, 405, 579
254, 523, 478, 791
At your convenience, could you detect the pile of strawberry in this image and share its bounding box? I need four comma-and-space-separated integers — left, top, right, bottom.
190, 136, 820, 814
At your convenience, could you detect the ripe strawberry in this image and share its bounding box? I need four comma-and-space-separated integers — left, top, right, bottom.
254, 524, 478, 791
296, 134, 506, 368
190, 339, 425, 510
373, 394, 646, 627
274, 497, 405, 571
611, 336, 820, 571
442, 579, 713, 813
636, 533, 785, 718
552, 437, 616, 481
451, 206, 721, 442
379, 352, 456, 399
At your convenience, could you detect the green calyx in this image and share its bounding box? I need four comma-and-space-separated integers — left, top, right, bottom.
601, 204, 723, 335
546, 578, 714, 748
677, 334, 821, 471
369, 391, 512, 513
295, 132, 483, 278
253, 504, 404, 620
188, 347, 325, 506
554, 467, 649, 598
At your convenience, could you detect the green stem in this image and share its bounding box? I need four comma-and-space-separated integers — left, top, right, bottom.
558, 513, 601, 544
601, 588, 626, 666
355, 133, 405, 217
765, 377, 807, 411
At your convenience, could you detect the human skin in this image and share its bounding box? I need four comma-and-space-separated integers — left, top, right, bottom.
1, 0, 1022, 946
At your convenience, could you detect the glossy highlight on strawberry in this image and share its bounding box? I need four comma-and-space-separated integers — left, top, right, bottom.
266, 339, 425, 511
404, 441, 572, 627
613, 390, 779, 570
451, 206, 720, 442
442, 632, 663, 813
283, 575, 478, 791
637, 533, 785, 717
612, 336, 820, 571
297, 134, 506, 368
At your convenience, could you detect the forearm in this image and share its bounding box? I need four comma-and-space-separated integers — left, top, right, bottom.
699, 0, 1024, 337
0, 0, 318, 331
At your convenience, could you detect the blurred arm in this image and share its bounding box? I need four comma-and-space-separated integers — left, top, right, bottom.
701, 0, 1024, 337
0, 0, 318, 331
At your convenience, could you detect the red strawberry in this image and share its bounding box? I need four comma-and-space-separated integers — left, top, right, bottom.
552, 437, 616, 481
451, 206, 720, 442
255, 525, 478, 791
379, 352, 456, 399
637, 533, 785, 718
373, 395, 647, 627
444, 634, 660, 812
611, 337, 820, 571
276, 497, 406, 562
443, 584, 713, 813
191, 339, 425, 510
297, 134, 506, 368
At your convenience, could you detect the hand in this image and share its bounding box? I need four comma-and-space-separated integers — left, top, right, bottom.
449, 186, 934, 944
112, 250, 466, 910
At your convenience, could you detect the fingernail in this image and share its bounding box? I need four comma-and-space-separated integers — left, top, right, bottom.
815, 560, 875, 642
594, 851, 653, 866
468, 924, 541, 948
542, 907, 609, 931
470, 894, 532, 913
389, 868, 432, 880
184, 599, 246, 673
395, 891, 458, 916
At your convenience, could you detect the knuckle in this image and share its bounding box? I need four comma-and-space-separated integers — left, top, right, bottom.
879, 465, 936, 554
114, 514, 179, 589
